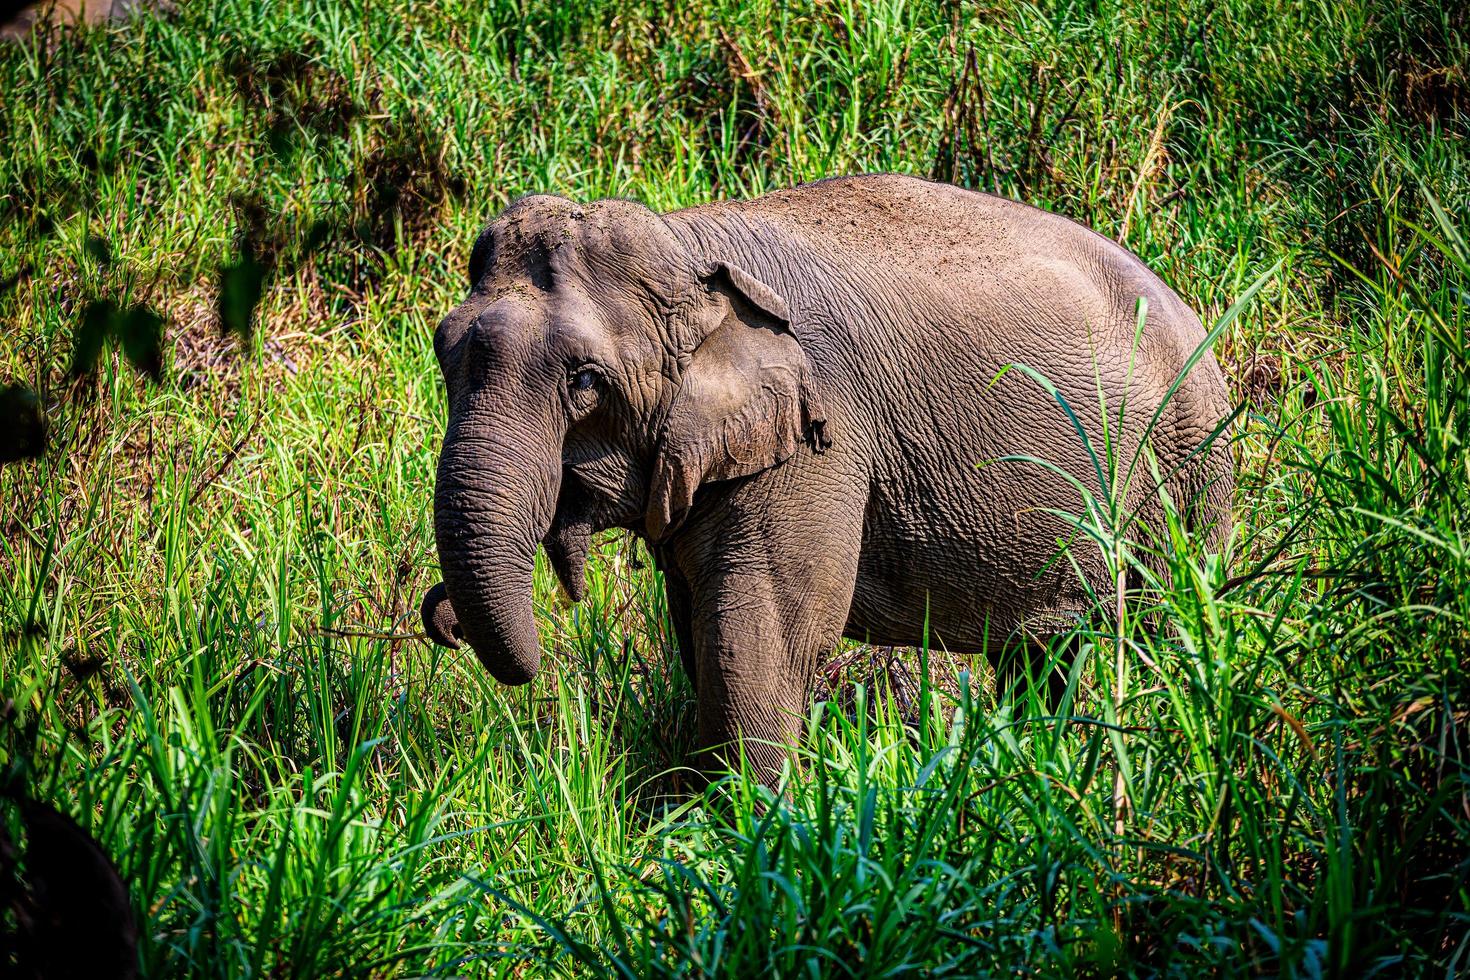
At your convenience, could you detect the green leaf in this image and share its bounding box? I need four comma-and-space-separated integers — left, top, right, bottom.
84, 235, 112, 267
218, 255, 268, 338
71, 299, 117, 378
0, 383, 45, 463
115, 304, 165, 380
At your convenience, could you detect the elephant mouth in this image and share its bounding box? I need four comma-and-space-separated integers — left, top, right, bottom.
425, 450, 632, 685
419, 473, 601, 665
542, 469, 601, 604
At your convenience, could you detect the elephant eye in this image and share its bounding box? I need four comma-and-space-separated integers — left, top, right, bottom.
570, 367, 601, 392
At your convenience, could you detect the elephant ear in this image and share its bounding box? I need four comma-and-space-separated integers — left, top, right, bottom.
646, 262, 831, 541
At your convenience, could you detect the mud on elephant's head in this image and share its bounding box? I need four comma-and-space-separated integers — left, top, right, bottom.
421, 194, 828, 685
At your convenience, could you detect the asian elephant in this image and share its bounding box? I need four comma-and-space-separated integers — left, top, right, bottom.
420, 173, 1233, 781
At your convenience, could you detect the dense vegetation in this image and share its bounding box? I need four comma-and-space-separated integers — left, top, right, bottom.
1, 0, 1466, 974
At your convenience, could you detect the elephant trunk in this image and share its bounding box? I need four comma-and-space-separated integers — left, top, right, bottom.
432, 413, 561, 686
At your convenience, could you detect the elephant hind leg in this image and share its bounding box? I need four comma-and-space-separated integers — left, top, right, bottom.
1129, 434, 1235, 596
1181, 438, 1236, 555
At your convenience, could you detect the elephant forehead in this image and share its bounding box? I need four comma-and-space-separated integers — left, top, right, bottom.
482, 230, 657, 308
492, 197, 653, 261
555, 203, 693, 287
436, 293, 542, 376
451, 289, 623, 372
480, 198, 696, 322
468, 292, 543, 338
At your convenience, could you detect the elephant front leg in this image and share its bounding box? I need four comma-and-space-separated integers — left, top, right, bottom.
692, 573, 813, 783
672, 479, 865, 787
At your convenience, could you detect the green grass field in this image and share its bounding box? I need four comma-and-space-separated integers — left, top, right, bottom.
1, 0, 1467, 974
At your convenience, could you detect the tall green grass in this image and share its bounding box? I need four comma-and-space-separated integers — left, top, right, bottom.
1, 0, 1466, 975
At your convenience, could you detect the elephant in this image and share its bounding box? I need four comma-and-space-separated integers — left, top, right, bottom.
419, 173, 1233, 781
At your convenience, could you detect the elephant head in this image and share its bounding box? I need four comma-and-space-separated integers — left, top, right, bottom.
420, 195, 829, 685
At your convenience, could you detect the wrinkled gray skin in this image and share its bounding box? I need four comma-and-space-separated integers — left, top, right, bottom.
422, 174, 1233, 782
